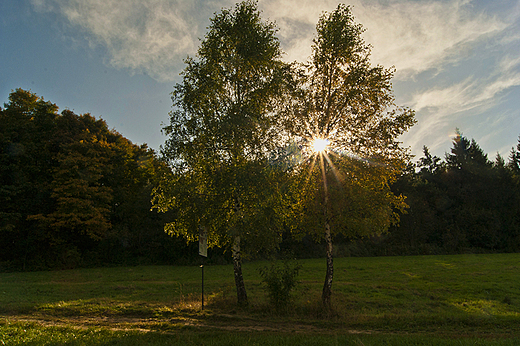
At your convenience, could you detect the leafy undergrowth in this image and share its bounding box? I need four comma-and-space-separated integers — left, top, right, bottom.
2, 254, 520, 344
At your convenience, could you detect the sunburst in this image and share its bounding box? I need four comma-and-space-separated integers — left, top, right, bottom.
312, 138, 329, 153
299, 135, 344, 193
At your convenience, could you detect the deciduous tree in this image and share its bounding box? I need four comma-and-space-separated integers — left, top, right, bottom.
285, 5, 415, 307
153, 0, 291, 305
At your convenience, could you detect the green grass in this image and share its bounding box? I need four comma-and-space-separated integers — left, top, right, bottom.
2, 253, 520, 344
2, 321, 520, 346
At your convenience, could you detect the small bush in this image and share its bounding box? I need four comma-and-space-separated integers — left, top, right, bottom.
259, 260, 302, 312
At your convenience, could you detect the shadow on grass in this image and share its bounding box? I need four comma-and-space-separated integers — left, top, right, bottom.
2, 320, 520, 346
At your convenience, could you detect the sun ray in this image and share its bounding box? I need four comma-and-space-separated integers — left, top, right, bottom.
319, 152, 328, 195
322, 151, 344, 184
294, 123, 380, 196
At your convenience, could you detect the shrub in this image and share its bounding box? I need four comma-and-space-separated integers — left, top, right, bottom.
259, 260, 302, 312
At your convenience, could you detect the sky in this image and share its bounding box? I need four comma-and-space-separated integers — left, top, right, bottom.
1, 0, 520, 161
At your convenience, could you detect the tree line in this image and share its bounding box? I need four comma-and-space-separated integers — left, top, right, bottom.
379, 132, 520, 256
3, 90, 517, 268
0, 89, 196, 270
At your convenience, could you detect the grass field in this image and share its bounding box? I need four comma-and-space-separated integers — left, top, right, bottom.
1, 253, 520, 345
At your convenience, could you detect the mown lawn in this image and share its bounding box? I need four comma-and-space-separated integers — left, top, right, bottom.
1, 253, 520, 345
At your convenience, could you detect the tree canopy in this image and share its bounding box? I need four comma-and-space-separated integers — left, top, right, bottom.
154, 2, 418, 307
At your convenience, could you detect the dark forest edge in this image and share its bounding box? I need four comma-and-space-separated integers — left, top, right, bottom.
1, 88, 520, 271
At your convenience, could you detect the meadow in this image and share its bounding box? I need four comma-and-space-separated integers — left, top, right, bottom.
1, 253, 520, 345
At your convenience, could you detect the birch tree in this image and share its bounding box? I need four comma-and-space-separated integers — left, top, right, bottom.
153, 0, 290, 305
286, 4, 416, 307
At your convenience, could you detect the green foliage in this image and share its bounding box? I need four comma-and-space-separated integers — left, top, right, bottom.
0, 89, 177, 270
386, 130, 520, 255
288, 4, 415, 236
154, 0, 295, 304
156, 0, 291, 248
259, 260, 302, 312
282, 4, 415, 305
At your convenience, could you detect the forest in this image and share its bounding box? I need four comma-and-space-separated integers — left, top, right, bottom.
1, 87, 519, 271
0, 89, 183, 270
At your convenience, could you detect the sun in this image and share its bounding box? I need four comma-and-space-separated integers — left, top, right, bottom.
312, 138, 329, 153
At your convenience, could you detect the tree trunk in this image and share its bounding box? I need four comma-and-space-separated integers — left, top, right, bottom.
320, 159, 333, 308
232, 235, 248, 306
322, 220, 333, 308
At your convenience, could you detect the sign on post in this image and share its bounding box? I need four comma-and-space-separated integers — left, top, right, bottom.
199, 227, 207, 257
199, 227, 207, 310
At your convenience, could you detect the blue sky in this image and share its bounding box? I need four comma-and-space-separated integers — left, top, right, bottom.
2, 0, 520, 161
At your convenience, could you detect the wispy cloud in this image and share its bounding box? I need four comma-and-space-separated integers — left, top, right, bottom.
31, 0, 510, 82
403, 40, 520, 155
353, 0, 507, 78
260, 0, 335, 62
409, 71, 520, 115
31, 0, 235, 82
262, 0, 507, 76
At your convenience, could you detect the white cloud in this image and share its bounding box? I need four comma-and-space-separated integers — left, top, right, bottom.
31, 0, 231, 82
32, 0, 511, 82
408, 50, 520, 125
499, 55, 520, 75
409, 73, 520, 117
402, 64, 520, 157
354, 0, 507, 77
411, 78, 476, 112
261, 0, 507, 77
259, 0, 336, 62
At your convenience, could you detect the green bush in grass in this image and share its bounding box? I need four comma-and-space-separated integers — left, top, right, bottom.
259, 260, 302, 312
